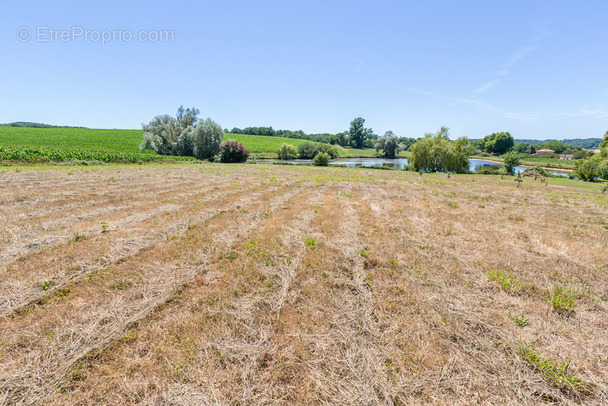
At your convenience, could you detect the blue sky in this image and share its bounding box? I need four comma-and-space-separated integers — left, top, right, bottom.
1, 0, 607, 140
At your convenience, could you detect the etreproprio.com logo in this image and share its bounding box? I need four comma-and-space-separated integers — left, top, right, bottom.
17, 26, 174, 45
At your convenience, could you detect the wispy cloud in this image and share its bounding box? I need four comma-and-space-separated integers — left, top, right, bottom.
474, 28, 550, 95
337, 53, 364, 71
473, 79, 499, 94
409, 88, 538, 121
412, 86, 608, 121
555, 108, 608, 119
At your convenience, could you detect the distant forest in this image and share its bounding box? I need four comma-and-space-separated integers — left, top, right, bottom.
515, 138, 602, 149
0, 122, 87, 129
469, 138, 602, 149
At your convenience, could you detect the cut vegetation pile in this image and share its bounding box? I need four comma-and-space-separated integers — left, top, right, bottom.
0, 164, 607, 405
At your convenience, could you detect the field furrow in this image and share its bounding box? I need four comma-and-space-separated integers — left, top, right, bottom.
0, 177, 306, 404
0, 165, 606, 405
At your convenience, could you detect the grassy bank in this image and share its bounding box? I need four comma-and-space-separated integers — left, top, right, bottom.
473, 154, 577, 170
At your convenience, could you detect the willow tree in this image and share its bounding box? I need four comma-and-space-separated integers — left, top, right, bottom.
140, 106, 223, 161
409, 127, 474, 174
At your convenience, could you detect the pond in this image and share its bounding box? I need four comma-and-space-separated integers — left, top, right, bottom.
260, 157, 571, 177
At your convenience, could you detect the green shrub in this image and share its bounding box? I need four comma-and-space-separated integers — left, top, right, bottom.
277, 143, 298, 160
220, 140, 250, 163
475, 166, 501, 175
503, 152, 520, 176
315, 143, 339, 159
313, 152, 330, 166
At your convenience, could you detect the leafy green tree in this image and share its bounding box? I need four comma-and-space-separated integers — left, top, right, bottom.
329, 132, 349, 146
503, 152, 520, 175
479, 132, 514, 155
409, 127, 474, 173
315, 143, 340, 159
277, 143, 298, 160
348, 117, 373, 149
141, 114, 181, 155
515, 143, 530, 153
298, 142, 317, 159
176, 105, 199, 129
600, 130, 608, 149
187, 118, 224, 160
574, 145, 608, 181
398, 137, 416, 151
335, 132, 349, 146
141, 106, 213, 158
375, 131, 401, 158
543, 140, 568, 154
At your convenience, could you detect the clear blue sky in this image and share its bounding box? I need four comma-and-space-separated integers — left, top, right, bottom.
1, 0, 607, 140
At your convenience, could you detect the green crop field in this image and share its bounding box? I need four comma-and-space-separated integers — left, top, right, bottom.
0, 126, 144, 154
0, 126, 387, 161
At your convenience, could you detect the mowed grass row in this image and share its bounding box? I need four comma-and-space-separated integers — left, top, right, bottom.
0, 126, 380, 160
0, 164, 607, 404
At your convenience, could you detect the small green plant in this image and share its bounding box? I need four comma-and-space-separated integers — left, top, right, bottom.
245, 240, 258, 251
515, 172, 523, 187
487, 269, 522, 292
72, 233, 87, 242
42, 280, 50, 290
360, 247, 369, 258
54, 288, 70, 297
305, 238, 317, 248
114, 280, 132, 290
518, 341, 585, 392
548, 283, 577, 312
509, 312, 529, 327
100, 222, 109, 233
443, 200, 459, 208
108, 176, 117, 182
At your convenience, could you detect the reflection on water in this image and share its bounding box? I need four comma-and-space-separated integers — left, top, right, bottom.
467, 159, 569, 177
329, 158, 409, 169
261, 157, 571, 177
330, 158, 570, 177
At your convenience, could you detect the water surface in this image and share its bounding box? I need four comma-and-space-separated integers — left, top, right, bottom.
261, 157, 571, 177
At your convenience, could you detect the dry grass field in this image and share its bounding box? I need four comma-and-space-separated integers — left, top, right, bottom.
0, 163, 607, 405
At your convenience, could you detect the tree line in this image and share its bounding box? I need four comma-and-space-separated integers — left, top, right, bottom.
140, 108, 608, 181
229, 117, 415, 151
